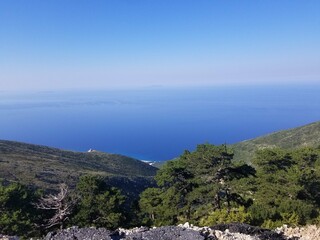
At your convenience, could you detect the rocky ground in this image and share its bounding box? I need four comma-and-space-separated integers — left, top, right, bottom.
275, 225, 320, 240
0, 235, 19, 240
1, 223, 320, 240
42, 223, 295, 240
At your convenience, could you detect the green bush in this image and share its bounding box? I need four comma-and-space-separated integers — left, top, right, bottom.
199, 206, 252, 226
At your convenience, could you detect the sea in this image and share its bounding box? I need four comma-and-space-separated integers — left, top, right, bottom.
0, 85, 319, 161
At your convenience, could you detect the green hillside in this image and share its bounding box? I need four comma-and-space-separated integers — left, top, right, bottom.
0, 140, 157, 193
232, 121, 320, 163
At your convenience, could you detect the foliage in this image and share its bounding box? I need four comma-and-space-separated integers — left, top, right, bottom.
249, 147, 320, 227
139, 188, 163, 225
140, 144, 320, 228
139, 144, 254, 226
0, 181, 40, 237
200, 206, 252, 226
0, 176, 129, 237
70, 175, 126, 229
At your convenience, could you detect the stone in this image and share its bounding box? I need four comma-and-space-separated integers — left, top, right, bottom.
44, 226, 116, 240
124, 226, 207, 240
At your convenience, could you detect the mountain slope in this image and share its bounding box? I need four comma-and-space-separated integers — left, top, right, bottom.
0, 140, 157, 193
232, 121, 320, 163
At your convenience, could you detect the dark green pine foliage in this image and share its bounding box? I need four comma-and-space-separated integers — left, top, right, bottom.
0, 181, 41, 237
70, 175, 126, 230
140, 144, 320, 228
249, 147, 320, 228
139, 144, 254, 226
139, 187, 165, 226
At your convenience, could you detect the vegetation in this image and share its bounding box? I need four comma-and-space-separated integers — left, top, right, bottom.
249, 147, 320, 228
0, 140, 157, 196
1, 144, 320, 237
0, 175, 129, 237
139, 144, 320, 228
71, 175, 126, 229
0, 182, 41, 237
35, 184, 73, 230
139, 144, 255, 226
1, 121, 320, 238
232, 121, 320, 163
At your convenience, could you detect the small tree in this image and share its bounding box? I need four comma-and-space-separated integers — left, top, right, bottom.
35, 184, 73, 229
0, 181, 39, 237
71, 175, 126, 229
139, 188, 163, 225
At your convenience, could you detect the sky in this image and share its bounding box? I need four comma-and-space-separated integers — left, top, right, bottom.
0, 0, 319, 91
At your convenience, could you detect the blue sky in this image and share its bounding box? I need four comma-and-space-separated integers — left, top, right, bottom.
0, 0, 319, 91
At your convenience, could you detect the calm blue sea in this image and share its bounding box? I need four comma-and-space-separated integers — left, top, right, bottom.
0, 85, 319, 161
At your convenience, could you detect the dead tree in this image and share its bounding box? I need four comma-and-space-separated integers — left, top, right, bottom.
35, 183, 73, 229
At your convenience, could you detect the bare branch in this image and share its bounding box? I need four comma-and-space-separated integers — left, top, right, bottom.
35, 183, 74, 229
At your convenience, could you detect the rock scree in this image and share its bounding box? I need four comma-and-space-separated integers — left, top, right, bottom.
44, 227, 115, 240
0, 234, 19, 240
210, 223, 291, 240
3, 223, 317, 240
275, 225, 320, 240
44, 226, 208, 240
43, 223, 297, 240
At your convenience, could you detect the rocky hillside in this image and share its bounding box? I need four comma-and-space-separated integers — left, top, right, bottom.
0, 140, 157, 194
232, 121, 320, 163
